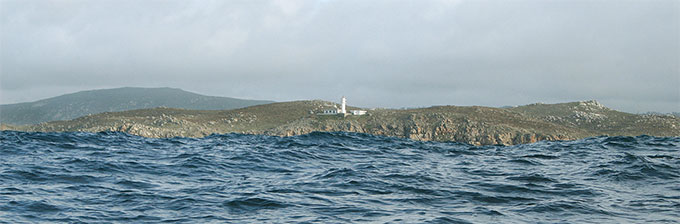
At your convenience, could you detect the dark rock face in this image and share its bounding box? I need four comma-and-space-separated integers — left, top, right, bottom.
4, 100, 679, 145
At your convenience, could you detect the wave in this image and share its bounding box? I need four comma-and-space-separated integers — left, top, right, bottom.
0, 130, 678, 223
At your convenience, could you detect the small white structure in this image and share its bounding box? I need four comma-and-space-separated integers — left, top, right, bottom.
322, 109, 340, 114
350, 110, 367, 115
321, 105, 341, 115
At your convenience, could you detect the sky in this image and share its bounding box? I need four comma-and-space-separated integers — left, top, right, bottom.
1, 0, 678, 113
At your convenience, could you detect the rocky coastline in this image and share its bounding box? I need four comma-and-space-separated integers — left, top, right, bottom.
3, 100, 678, 146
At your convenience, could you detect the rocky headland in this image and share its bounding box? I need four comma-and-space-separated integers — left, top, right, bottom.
2, 100, 678, 145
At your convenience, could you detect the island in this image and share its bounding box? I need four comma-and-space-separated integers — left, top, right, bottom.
2, 99, 678, 145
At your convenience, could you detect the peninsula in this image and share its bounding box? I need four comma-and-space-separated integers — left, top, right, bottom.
2, 99, 678, 145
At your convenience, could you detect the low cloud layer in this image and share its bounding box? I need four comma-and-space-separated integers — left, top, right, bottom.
1, 0, 678, 112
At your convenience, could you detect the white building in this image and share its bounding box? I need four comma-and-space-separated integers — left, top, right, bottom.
350, 110, 367, 115
321, 109, 340, 114
320, 105, 341, 115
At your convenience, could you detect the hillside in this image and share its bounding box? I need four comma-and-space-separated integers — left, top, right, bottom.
4, 100, 678, 145
508, 100, 679, 136
0, 87, 273, 125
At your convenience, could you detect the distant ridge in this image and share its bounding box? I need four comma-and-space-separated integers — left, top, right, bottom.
0, 87, 274, 125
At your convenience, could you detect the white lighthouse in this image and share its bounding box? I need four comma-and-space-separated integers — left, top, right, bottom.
341, 96, 347, 114
317, 96, 366, 116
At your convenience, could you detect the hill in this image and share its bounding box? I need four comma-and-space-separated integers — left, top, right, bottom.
4, 100, 678, 145
0, 87, 273, 125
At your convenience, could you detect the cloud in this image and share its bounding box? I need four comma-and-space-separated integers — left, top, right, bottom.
1, 0, 678, 112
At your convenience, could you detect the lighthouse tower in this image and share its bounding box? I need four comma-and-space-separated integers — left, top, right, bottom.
341, 96, 346, 114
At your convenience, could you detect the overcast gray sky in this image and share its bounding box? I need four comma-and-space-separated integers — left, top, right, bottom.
1, 0, 678, 113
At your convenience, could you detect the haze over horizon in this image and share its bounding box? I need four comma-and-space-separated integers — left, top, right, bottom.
1, 0, 678, 113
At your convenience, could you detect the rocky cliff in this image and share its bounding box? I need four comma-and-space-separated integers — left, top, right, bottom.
3, 100, 678, 145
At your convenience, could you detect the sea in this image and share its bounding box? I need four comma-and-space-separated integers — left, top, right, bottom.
0, 131, 678, 223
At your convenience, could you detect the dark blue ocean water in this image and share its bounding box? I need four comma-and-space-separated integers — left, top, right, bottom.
0, 131, 678, 223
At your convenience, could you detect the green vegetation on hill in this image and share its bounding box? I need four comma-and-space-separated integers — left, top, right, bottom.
0, 87, 273, 125
4, 100, 678, 146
